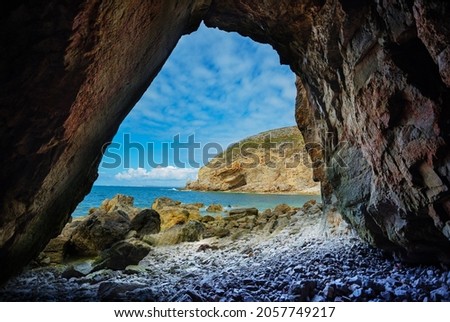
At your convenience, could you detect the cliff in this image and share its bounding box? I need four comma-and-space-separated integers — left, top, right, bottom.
1, 0, 450, 282
186, 127, 320, 194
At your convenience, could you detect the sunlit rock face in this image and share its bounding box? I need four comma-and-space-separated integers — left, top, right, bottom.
0, 0, 449, 282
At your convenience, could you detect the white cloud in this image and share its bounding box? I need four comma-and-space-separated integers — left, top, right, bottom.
115, 167, 198, 181
118, 23, 296, 143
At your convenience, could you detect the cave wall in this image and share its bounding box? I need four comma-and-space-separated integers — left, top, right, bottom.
205, 0, 450, 262
0, 0, 449, 282
0, 0, 210, 283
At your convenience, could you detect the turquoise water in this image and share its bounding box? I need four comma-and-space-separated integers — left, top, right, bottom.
72, 186, 321, 218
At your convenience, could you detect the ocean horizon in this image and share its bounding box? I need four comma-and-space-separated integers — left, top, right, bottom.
72, 185, 322, 218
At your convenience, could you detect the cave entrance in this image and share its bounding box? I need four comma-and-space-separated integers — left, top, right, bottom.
39, 23, 325, 301
72, 23, 319, 217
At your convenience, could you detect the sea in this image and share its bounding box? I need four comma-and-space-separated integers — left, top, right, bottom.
72, 185, 321, 218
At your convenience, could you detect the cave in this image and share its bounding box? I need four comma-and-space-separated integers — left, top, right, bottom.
1, 0, 450, 286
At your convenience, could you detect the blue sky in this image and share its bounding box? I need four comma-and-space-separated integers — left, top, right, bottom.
96, 24, 296, 187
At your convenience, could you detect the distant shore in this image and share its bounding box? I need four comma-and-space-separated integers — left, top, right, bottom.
72, 186, 321, 218
2, 195, 449, 302
180, 187, 321, 196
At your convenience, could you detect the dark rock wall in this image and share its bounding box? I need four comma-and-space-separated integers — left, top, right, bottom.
0, 0, 449, 282
0, 0, 209, 282
204, 0, 450, 262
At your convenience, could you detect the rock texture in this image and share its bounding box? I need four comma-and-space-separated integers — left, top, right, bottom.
69, 210, 131, 257
1, 0, 450, 282
151, 197, 202, 231
186, 127, 320, 193
204, 0, 450, 262
92, 238, 152, 271
0, 0, 212, 283
1, 201, 448, 302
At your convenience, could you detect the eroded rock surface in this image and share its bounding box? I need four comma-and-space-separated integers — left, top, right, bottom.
186, 127, 320, 194
1, 0, 450, 282
0, 0, 211, 282
204, 0, 450, 262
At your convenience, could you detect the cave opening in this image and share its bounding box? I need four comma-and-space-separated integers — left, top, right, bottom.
0, 23, 331, 301
2, 0, 450, 302
72, 23, 318, 216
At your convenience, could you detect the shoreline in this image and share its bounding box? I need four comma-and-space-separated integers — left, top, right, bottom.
1, 198, 449, 301
180, 188, 321, 196
93, 184, 321, 196
72, 186, 321, 218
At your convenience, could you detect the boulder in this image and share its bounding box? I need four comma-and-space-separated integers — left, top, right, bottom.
180, 221, 205, 242
152, 197, 202, 231
213, 228, 230, 238
69, 210, 131, 257
143, 221, 205, 246
187, 202, 204, 209
273, 204, 292, 215
200, 215, 216, 223
39, 236, 69, 265
228, 208, 258, 218
92, 238, 152, 271
206, 204, 223, 213
302, 200, 317, 211
152, 197, 181, 210
38, 218, 84, 264
61, 266, 89, 279
99, 194, 138, 218
130, 209, 161, 236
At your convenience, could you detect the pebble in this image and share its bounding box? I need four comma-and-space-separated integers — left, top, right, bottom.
1, 211, 450, 302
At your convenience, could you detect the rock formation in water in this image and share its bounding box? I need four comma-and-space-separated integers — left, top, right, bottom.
186, 126, 320, 194
1, 0, 449, 282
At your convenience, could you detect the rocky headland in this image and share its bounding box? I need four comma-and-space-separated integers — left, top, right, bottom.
0, 194, 449, 302
186, 126, 320, 194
